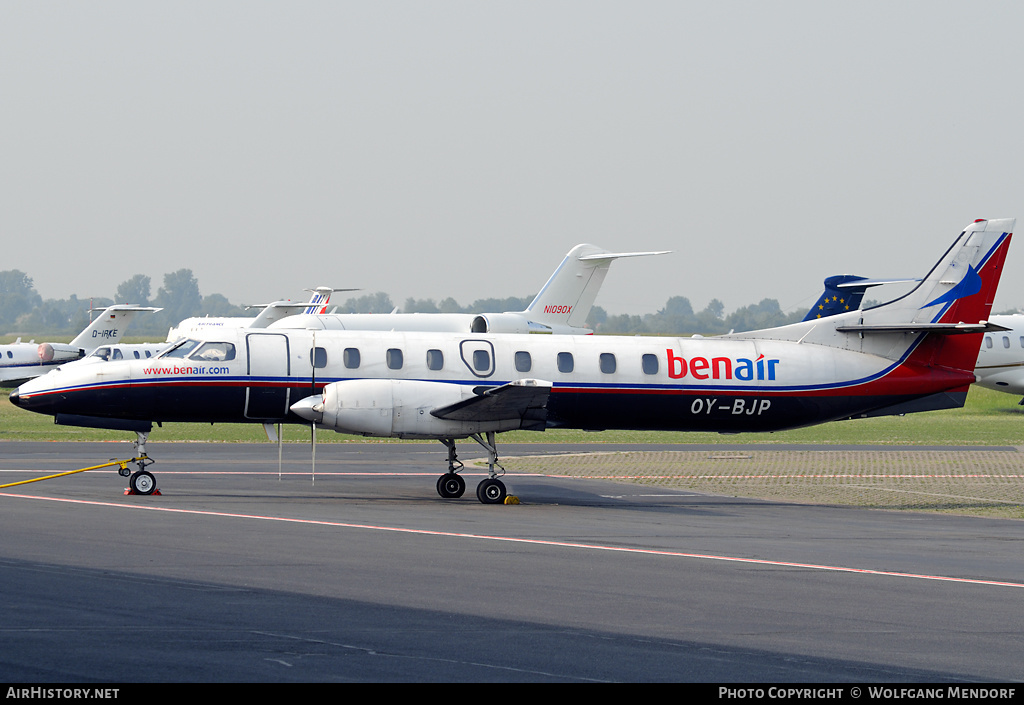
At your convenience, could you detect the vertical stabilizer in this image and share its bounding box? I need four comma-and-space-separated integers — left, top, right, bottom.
522, 244, 669, 329
69, 306, 161, 353
848, 218, 1014, 373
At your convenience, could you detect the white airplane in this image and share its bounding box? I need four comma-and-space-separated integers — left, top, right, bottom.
60, 342, 172, 367
973, 315, 1024, 400
10, 218, 1013, 503
0, 305, 160, 386
267, 244, 670, 335
166, 287, 352, 341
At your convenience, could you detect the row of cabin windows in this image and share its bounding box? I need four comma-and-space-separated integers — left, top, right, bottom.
984, 335, 1024, 350
312, 347, 664, 375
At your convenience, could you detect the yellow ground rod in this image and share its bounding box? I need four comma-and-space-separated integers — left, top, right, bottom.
0, 457, 145, 489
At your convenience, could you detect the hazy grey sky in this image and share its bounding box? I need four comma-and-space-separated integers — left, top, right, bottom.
3, 1, 1022, 317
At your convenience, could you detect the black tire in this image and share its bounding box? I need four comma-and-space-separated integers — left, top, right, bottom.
130, 470, 156, 495
476, 478, 506, 505
436, 473, 466, 499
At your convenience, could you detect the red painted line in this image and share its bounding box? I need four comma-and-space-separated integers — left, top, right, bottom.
2, 491, 1021, 590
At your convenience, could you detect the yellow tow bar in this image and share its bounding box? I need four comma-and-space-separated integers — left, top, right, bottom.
0, 456, 152, 491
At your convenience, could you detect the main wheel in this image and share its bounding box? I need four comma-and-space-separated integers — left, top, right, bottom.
130, 470, 156, 495
476, 478, 506, 505
436, 473, 466, 499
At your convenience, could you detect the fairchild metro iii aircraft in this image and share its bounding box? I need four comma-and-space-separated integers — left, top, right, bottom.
10, 218, 1014, 503
0, 305, 159, 386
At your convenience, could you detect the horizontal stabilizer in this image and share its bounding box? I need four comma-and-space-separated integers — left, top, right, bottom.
835, 321, 1010, 335
577, 250, 671, 261
431, 379, 551, 430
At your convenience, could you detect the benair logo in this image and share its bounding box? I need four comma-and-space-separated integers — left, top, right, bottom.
666, 349, 779, 381
544, 305, 573, 314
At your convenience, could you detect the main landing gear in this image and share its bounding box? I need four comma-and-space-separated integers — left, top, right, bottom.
436, 432, 508, 505
118, 431, 159, 495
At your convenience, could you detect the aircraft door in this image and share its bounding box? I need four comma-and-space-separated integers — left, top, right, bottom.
245, 333, 291, 419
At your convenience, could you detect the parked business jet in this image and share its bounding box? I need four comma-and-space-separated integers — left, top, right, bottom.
167, 287, 352, 341
0, 305, 160, 386
802, 275, 920, 321
973, 315, 1024, 400
268, 244, 669, 335
10, 219, 1013, 502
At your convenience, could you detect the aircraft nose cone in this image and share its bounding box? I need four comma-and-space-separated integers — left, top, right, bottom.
290, 395, 324, 423
8, 389, 21, 407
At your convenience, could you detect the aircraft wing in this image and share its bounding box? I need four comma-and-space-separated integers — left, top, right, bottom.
431, 379, 551, 431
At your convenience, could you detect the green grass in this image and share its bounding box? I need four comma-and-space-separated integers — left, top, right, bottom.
2, 384, 1022, 446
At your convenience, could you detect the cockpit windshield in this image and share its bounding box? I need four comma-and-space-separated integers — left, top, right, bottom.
160, 339, 201, 359
159, 339, 236, 361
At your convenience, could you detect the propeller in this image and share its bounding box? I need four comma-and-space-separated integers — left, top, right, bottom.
310, 330, 317, 485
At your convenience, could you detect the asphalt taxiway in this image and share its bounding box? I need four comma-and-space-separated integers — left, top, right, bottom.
0, 441, 1021, 682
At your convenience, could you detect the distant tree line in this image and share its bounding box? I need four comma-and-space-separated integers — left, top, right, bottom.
12, 267, 985, 340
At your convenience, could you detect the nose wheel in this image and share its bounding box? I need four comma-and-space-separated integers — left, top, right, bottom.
130, 470, 157, 495
125, 431, 159, 495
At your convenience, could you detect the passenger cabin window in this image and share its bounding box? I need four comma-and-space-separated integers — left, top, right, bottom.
344, 348, 360, 369
515, 351, 532, 372
600, 352, 616, 374
473, 349, 490, 372
310, 346, 328, 369
426, 349, 444, 371
133, 351, 141, 359
192, 342, 236, 361
642, 353, 659, 375
984, 337, 993, 349
1004, 336, 1011, 349
557, 352, 574, 373
387, 348, 404, 370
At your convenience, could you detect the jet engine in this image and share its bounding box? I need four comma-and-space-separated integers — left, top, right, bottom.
294, 379, 527, 439
37, 343, 85, 364
470, 313, 534, 334
470, 313, 592, 334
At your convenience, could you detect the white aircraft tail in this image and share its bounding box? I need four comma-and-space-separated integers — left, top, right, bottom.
750, 218, 1014, 373
302, 286, 350, 314
69, 305, 161, 352
521, 244, 669, 330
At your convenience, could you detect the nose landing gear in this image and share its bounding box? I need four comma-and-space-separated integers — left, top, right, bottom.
123, 431, 159, 496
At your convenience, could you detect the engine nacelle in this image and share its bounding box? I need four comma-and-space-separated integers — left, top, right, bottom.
471, 313, 593, 335
37, 343, 84, 364
314, 379, 522, 439
470, 313, 532, 334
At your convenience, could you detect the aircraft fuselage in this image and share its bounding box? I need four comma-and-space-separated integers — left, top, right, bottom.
11, 326, 974, 436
